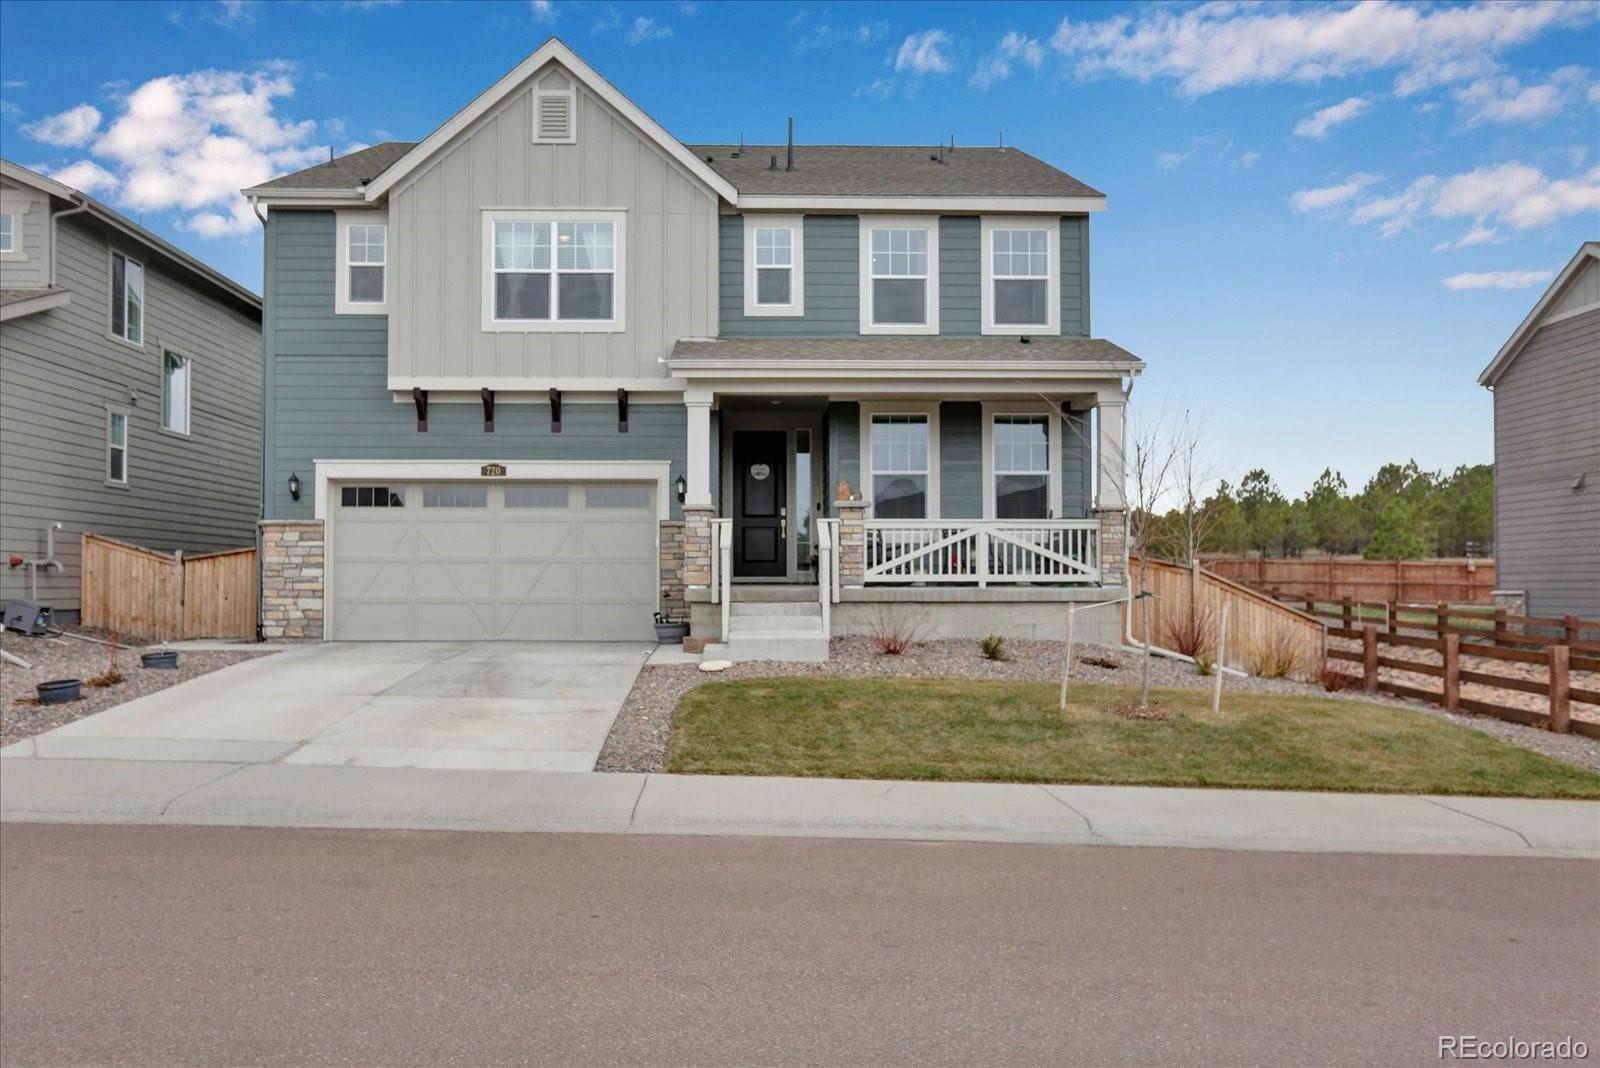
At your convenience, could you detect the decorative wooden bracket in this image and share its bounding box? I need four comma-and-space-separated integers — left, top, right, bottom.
481, 388, 495, 433
617, 388, 629, 433
549, 387, 562, 434
412, 387, 428, 432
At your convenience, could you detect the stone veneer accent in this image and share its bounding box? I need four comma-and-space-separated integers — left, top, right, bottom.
681, 506, 716, 590
260, 520, 326, 640
1095, 507, 1127, 589
1491, 589, 1527, 616
835, 500, 866, 587
658, 520, 687, 622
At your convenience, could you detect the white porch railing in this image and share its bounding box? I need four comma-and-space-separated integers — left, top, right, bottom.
864, 519, 1100, 586
710, 518, 732, 639
815, 518, 841, 632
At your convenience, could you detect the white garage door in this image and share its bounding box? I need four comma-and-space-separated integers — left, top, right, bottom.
328, 481, 658, 641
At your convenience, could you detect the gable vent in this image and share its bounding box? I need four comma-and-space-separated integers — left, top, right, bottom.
535, 92, 575, 143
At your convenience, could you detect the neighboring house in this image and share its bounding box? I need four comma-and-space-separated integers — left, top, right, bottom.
244, 38, 1142, 654
1478, 242, 1600, 621
0, 161, 263, 620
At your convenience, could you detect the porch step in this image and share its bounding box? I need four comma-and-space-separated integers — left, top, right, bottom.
703, 633, 830, 664
730, 601, 823, 618
729, 614, 825, 634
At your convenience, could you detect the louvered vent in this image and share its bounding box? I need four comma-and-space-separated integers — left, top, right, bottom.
536, 93, 573, 143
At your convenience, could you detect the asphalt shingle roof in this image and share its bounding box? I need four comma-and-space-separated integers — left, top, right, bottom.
670, 337, 1140, 365
685, 145, 1103, 199
253, 141, 416, 191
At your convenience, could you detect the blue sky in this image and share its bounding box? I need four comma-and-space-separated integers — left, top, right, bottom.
2, 0, 1597, 496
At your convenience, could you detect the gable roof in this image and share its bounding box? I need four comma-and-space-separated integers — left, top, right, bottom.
251, 142, 415, 192
687, 145, 1102, 200
357, 38, 738, 204
1479, 242, 1600, 387
2, 159, 261, 314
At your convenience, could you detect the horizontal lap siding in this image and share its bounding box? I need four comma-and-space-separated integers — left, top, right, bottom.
939, 217, 979, 336
939, 402, 982, 518
825, 401, 860, 504
1062, 409, 1091, 518
1492, 307, 1599, 618
720, 215, 859, 336
1061, 216, 1087, 338
1, 216, 261, 614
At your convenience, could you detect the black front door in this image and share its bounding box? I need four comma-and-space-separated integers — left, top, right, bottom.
733, 430, 786, 578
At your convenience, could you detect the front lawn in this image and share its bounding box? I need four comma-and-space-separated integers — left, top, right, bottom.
665, 679, 1600, 798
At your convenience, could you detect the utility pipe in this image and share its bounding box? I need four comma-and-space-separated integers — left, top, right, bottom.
23, 522, 64, 600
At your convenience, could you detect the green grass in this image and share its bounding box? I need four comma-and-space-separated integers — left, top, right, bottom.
664, 679, 1600, 799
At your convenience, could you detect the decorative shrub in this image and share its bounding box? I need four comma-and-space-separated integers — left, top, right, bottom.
1081, 653, 1120, 670
1320, 667, 1355, 692
980, 635, 1007, 661
86, 637, 124, 689
869, 609, 927, 656
1193, 653, 1215, 676
1164, 604, 1216, 660
1248, 629, 1306, 680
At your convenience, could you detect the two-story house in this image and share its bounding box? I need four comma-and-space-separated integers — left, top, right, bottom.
1, 160, 263, 620
245, 39, 1142, 656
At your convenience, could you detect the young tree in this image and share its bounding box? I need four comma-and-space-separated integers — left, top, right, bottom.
1125, 412, 1179, 708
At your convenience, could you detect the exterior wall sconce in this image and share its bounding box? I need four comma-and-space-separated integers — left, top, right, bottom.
675, 474, 687, 504
288, 472, 301, 501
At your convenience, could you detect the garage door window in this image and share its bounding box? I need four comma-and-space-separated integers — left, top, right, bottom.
585, 485, 651, 509
341, 485, 404, 507
423, 485, 488, 508
505, 485, 569, 508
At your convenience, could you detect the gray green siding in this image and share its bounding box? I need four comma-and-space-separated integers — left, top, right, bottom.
939, 217, 980, 336
1062, 409, 1091, 517
1062, 216, 1088, 338
825, 401, 860, 508
940, 402, 982, 517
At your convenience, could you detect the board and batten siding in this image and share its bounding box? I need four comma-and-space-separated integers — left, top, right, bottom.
0, 213, 262, 614
1491, 305, 1600, 619
720, 214, 1090, 338
263, 210, 688, 521
384, 63, 719, 383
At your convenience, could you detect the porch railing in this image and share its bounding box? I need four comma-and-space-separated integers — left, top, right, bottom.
816, 518, 840, 633
864, 519, 1100, 587
710, 518, 732, 639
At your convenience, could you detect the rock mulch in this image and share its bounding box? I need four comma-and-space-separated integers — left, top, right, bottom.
596, 636, 1600, 776
1, 627, 267, 748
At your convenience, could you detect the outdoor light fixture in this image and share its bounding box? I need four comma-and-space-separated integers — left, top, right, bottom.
288, 472, 301, 501
675, 474, 687, 504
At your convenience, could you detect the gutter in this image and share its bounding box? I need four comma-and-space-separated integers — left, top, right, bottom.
47, 193, 89, 288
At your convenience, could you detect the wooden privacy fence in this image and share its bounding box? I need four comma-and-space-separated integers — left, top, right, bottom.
1202, 556, 1496, 604
1125, 556, 1324, 679
81, 533, 257, 642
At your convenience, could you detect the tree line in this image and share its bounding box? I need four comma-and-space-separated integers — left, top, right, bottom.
1146, 460, 1493, 561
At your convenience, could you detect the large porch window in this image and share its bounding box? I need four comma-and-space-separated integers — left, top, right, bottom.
993, 415, 1050, 518
869, 414, 930, 519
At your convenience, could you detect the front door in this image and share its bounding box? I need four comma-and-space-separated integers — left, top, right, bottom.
733, 430, 787, 578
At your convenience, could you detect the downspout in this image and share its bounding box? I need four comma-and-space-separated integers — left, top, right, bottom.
48, 194, 90, 288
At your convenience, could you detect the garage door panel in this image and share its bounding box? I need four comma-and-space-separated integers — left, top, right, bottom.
329, 480, 657, 641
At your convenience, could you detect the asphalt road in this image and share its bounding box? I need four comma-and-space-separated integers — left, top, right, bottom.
2, 824, 1596, 1066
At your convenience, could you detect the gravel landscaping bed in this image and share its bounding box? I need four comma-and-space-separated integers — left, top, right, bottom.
596, 636, 1600, 775
1, 627, 268, 748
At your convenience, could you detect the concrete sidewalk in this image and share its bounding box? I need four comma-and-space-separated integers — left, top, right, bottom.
2, 757, 1596, 857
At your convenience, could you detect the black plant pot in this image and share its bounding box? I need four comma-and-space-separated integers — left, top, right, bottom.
36, 678, 82, 704
654, 622, 688, 644
141, 650, 179, 670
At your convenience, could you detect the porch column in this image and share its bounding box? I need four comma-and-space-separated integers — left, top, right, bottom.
684, 390, 714, 510
1094, 397, 1127, 590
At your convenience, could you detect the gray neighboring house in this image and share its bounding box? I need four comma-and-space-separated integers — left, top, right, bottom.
1478, 241, 1600, 621
244, 38, 1143, 654
0, 160, 263, 619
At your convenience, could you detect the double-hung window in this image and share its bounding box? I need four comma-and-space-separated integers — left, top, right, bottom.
992, 415, 1051, 519
161, 351, 191, 435
106, 408, 129, 485
860, 217, 938, 334
868, 414, 931, 519
743, 215, 803, 316
335, 213, 387, 314
0, 213, 13, 253
981, 217, 1059, 334
485, 212, 624, 331
111, 251, 144, 345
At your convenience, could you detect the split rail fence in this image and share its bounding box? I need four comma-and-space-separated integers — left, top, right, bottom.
80, 533, 258, 642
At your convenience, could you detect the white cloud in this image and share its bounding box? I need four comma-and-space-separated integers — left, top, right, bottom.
214, 0, 256, 25
0, 100, 21, 122
590, 4, 621, 34
895, 30, 953, 76
1290, 173, 1381, 213
1453, 66, 1587, 125
1433, 221, 1500, 251
1443, 269, 1556, 290
1349, 175, 1439, 236
1233, 151, 1261, 170
854, 78, 895, 99
856, 20, 887, 45
970, 31, 1045, 90
626, 15, 672, 44
1433, 161, 1600, 229
22, 103, 103, 147
1294, 96, 1371, 139
50, 160, 119, 195
1155, 149, 1192, 171
529, 0, 556, 22
1590, 82, 1600, 105
787, 11, 886, 51
1049, 1, 1598, 97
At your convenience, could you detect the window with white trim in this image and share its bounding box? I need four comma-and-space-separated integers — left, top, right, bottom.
868, 226, 929, 326
111, 251, 144, 345
106, 409, 129, 484
742, 214, 804, 317
346, 223, 386, 304
992, 415, 1050, 519
990, 228, 1049, 326
755, 227, 794, 306
486, 214, 621, 328
0, 214, 13, 253
869, 414, 930, 519
161, 351, 191, 435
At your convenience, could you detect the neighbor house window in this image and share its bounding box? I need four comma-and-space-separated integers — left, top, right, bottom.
869, 414, 930, 519
161, 351, 191, 435
992, 415, 1050, 519
106, 409, 128, 484
111, 251, 144, 344
990, 228, 1049, 326
484, 212, 625, 331
0, 214, 13, 253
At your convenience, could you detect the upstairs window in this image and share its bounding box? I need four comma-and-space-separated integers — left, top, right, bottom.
161, 351, 191, 435
484, 212, 625, 332
860, 217, 938, 334
981, 217, 1060, 335
111, 251, 144, 345
743, 215, 804, 316
0, 213, 13, 252
335, 213, 388, 314
754, 228, 793, 305
106, 408, 129, 484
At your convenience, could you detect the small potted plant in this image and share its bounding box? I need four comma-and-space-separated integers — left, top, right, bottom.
653, 611, 688, 644
36, 678, 82, 704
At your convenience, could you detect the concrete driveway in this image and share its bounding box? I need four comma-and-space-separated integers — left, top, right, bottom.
6, 642, 651, 772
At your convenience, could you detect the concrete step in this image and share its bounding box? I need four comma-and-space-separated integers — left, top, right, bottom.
730, 601, 823, 618
728, 615, 827, 634
702, 634, 830, 664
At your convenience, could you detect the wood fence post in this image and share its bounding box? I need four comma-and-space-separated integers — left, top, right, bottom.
1494, 608, 1506, 646
1362, 624, 1378, 693
1342, 596, 1353, 631
1565, 615, 1580, 645
1387, 601, 1398, 634
1436, 601, 1449, 638
1442, 633, 1460, 712
1395, 559, 1403, 604
1549, 645, 1570, 734
173, 549, 185, 644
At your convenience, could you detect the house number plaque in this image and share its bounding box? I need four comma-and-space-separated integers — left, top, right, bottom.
480, 463, 507, 477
